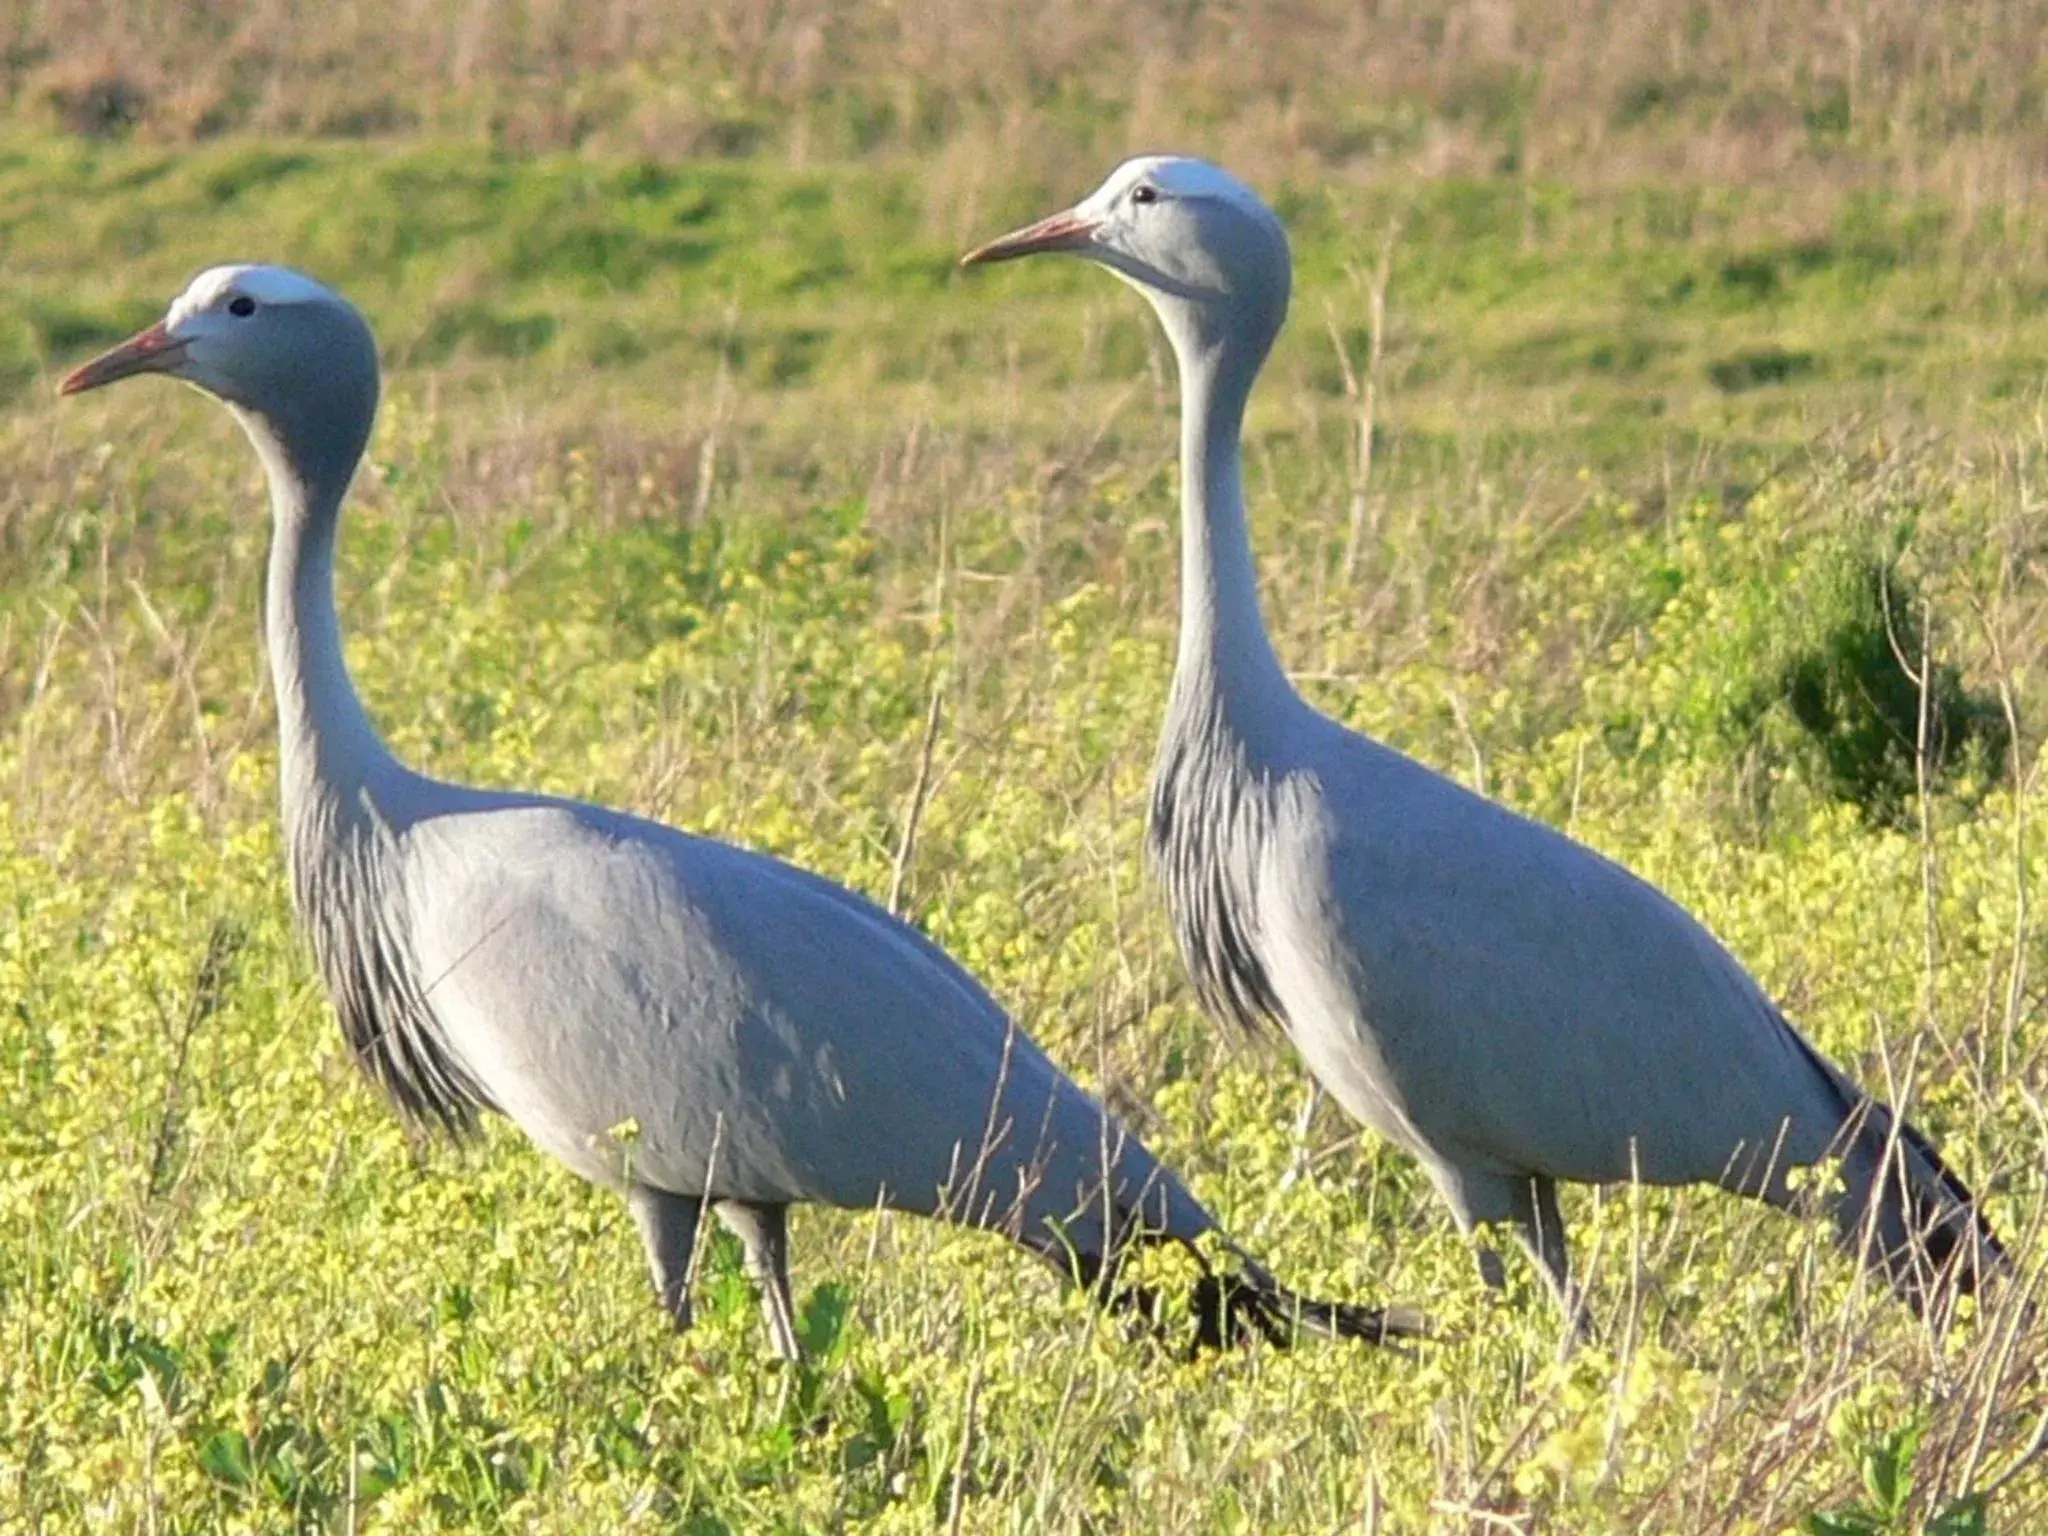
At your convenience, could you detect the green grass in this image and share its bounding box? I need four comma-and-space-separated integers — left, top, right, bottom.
3, 126, 2047, 1532
11, 136, 2048, 446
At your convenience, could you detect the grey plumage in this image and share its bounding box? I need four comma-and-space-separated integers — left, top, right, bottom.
1150, 673, 1287, 1039
62, 262, 1417, 1358
291, 787, 496, 1135
965, 157, 2007, 1325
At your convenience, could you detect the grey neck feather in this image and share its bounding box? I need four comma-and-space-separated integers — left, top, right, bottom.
233, 374, 490, 1134
241, 403, 389, 811
1144, 303, 1296, 1038
1162, 307, 1293, 737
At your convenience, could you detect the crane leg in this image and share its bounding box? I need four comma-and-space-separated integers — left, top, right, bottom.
1507, 1174, 1589, 1343
626, 1184, 703, 1333
1448, 1167, 1588, 1340
1474, 1245, 1508, 1292
1434, 1164, 1518, 1296
1277, 1082, 1324, 1192
715, 1200, 803, 1362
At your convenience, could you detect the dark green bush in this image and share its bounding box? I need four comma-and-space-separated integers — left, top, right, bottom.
1775, 557, 2008, 824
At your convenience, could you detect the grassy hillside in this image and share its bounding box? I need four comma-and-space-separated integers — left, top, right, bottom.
4, 25, 2048, 1533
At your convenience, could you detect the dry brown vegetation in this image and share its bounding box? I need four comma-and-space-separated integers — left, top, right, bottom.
9, 0, 2048, 198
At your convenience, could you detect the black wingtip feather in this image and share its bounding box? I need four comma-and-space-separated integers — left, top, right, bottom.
1890, 1114, 2008, 1292
1190, 1272, 1430, 1352
1779, 1014, 2009, 1306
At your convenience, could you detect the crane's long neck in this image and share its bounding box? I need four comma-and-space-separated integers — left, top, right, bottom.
244, 410, 394, 819
1173, 338, 1291, 726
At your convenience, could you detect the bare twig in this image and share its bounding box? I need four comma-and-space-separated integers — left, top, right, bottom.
1981, 611, 2033, 1078
692, 299, 742, 523
1445, 687, 1489, 797
1277, 1081, 1323, 1193
887, 679, 946, 916
146, 921, 243, 1205
681, 1111, 727, 1307
946, 1357, 984, 1536
1332, 215, 1403, 582
1977, 1404, 2048, 1505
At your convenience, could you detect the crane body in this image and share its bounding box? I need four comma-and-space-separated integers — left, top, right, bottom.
62, 263, 1413, 1357
965, 159, 2004, 1319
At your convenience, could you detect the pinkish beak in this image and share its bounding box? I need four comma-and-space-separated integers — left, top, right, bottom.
959, 209, 1101, 266
59, 321, 188, 396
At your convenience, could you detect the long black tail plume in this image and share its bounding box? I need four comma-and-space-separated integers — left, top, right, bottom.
1846, 1098, 2009, 1312
1188, 1268, 1428, 1351
1082, 1247, 1426, 1354
1777, 1023, 2008, 1313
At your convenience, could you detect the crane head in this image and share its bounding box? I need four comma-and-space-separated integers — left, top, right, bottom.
61, 264, 381, 487
61, 265, 369, 410
961, 156, 1291, 348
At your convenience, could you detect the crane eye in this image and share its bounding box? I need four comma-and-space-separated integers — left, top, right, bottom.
227, 295, 257, 318
1130, 185, 1159, 206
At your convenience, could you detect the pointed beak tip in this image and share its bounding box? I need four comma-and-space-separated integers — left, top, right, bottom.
958, 233, 1028, 268
958, 211, 1099, 270
57, 322, 185, 399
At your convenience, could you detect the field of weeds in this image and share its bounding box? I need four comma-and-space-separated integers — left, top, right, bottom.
4, 3, 2048, 1530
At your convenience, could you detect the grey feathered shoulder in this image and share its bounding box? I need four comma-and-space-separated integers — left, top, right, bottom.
289, 788, 493, 1136
1149, 691, 1287, 1036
